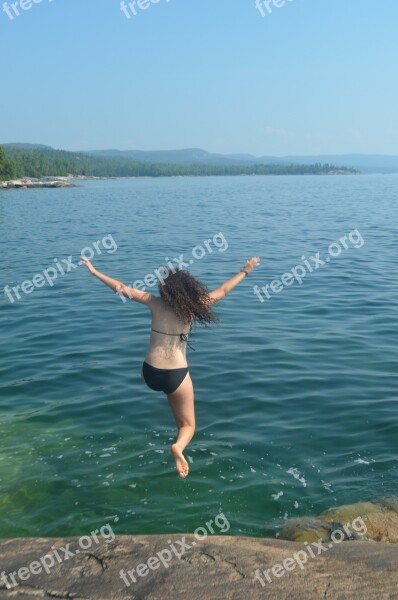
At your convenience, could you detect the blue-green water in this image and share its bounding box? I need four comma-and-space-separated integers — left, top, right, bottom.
1, 175, 398, 538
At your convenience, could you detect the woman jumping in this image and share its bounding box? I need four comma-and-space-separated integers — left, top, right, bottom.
81, 256, 260, 478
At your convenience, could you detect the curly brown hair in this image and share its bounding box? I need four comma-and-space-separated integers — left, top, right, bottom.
158, 268, 219, 326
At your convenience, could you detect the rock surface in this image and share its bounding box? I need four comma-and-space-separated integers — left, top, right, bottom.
281, 500, 398, 544
1, 175, 115, 189
1, 534, 398, 599
1, 178, 77, 189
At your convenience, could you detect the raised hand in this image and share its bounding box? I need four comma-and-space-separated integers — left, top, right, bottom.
80, 257, 97, 275
243, 256, 260, 273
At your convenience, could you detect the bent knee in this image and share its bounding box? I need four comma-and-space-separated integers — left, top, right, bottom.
179, 420, 195, 431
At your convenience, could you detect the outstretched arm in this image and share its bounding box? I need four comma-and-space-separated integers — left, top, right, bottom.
208, 256, 260, 303
80, 257, 154, 305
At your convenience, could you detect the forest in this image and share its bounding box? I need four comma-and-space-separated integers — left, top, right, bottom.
0, 145, 358, 181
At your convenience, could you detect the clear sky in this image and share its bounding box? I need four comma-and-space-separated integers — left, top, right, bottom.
1, 0, 397, 155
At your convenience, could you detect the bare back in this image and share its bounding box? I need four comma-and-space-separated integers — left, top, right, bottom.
144, 296, 192, 369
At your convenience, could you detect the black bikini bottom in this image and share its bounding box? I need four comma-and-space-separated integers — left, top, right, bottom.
142, 361, 189, 395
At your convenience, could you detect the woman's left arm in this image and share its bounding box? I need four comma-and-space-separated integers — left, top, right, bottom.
81, 257, 154, 305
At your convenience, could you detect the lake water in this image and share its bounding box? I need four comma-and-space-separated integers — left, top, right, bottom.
1, 174, 398, 538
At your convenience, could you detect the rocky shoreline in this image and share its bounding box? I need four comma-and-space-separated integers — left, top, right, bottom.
1, 177, 77, 190
0, 534, 397, 599
280, 498, 398, 544
0, 175, 112, 190
1, 501, 398, 599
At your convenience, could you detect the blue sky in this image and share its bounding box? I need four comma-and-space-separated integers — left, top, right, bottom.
1, 0, 397, 155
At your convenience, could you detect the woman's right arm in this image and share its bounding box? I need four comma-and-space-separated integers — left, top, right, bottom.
80, 257, 155, 305
208, 256, 260, 302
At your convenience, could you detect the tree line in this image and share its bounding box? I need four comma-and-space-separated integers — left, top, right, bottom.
0, 145, 358, 181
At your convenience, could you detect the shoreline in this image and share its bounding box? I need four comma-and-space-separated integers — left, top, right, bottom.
1, 500, 398, 597
0, 534, 397, 599
0, 175, 115, 190
0, 171, 360, 190
1, 177, 79, 190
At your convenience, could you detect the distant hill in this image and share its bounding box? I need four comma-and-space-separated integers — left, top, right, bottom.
86, 148, 242, 166
3, 143, 53, 151
85, 148, 398, 173
274, 154, 398, 174
232, 152, 398, 173
1, 144, 357, 180
4, 144, 398, 172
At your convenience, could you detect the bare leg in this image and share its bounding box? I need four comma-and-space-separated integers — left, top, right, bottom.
167, 373, 195, 478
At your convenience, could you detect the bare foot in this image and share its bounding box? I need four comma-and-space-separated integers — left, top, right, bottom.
171, 444, 189, 478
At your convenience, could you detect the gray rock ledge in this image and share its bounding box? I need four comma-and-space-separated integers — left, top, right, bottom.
1, 178, 77, 189
1, 535, 398, 599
